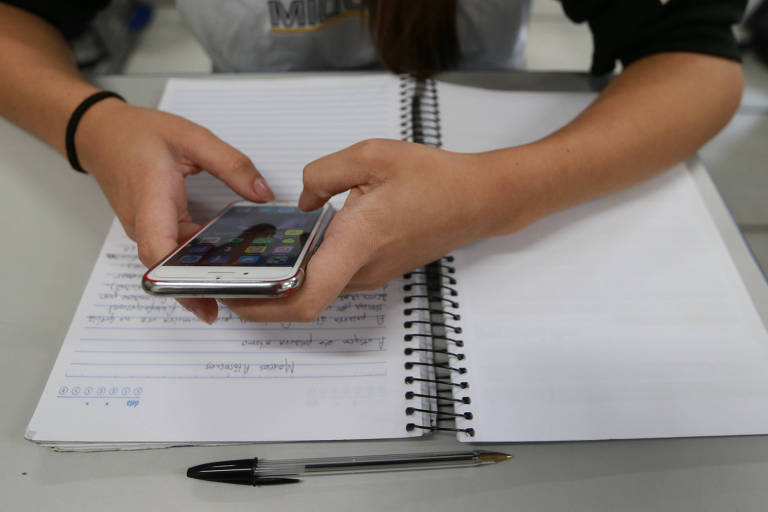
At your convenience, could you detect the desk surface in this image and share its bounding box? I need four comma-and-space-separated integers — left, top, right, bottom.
2, 72, 768, 512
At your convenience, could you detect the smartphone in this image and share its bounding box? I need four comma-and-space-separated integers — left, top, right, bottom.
142, 201, 334, 298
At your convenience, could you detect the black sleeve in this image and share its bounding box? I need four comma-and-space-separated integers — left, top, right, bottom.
1, 0, 111, 39
560, 0, 747, 74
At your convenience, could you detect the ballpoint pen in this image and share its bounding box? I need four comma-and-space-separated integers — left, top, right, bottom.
187, 450, 512, 486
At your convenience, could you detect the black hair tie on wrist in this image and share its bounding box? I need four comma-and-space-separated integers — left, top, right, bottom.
65, 91, 126, 173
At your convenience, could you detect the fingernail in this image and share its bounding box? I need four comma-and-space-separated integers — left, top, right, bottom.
253, 178, 275, 201
189, 304, 215, 325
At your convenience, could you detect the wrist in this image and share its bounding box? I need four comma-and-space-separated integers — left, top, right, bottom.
74, 96, 132, 177
469, 146, 556, 239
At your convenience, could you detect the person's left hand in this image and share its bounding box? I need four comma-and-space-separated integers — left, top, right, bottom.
224, 138, 513, 322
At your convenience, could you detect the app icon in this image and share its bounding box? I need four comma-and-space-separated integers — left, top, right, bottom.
188, 245, 213, 254
229, 237, 244, 243
200, 237, 220, 244
281, 238, 296, 244
208, 255, 230, 264
221, 245, 234, 253
272, 246, 294, 254
237, 255, 260, 264
252, 237, 273, 244
245, 245, 267, 254
266, 255, 291, 264
284, 229, 303, 236
180, 255, 202, 263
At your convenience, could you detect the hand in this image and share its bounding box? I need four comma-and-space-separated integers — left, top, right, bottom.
76, 100, 274, 323
225, 139, 508, 322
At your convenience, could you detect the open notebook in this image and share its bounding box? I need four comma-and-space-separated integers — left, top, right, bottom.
26, 75, 768, 450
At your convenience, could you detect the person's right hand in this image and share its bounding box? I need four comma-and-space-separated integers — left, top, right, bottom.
76, 99, 274, 323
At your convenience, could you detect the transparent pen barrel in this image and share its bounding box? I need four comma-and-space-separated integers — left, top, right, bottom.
257, 452, 484, 477
254, 461, 305, 477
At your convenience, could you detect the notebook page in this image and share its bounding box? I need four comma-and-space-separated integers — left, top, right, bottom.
159, 75, 403, 220
435, 83, 768, 442
26, 220, 423, 443
27, 75, 430, 445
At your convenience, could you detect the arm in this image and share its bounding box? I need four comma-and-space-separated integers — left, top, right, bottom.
0, 3, 274, 323
226, 51, 742, 321
474, 51, 743, 238
0, 2, 101, 155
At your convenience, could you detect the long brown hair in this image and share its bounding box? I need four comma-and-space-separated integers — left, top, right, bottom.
364, 0, 459, 78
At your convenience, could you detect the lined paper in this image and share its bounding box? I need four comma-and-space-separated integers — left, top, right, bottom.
434, 83, 768, 442
27, 75, 431, 447
27, 221, 424, 445
159, 76, 403, 220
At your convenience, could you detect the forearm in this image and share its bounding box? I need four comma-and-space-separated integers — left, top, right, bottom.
0, 3, 101, 156
478, 52, 744, 237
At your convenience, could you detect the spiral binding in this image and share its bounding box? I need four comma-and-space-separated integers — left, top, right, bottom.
402, 256, 474, 438
412, 79, 442, 148
400, 78, 473, 437
399, 76, 417, 142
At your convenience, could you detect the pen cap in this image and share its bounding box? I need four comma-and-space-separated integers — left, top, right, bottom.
187, 458, 259, 485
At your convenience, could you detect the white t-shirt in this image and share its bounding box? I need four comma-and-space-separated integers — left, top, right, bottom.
177, 0, 530, 72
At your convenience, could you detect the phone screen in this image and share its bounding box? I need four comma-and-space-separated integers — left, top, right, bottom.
164, 205, 322, 267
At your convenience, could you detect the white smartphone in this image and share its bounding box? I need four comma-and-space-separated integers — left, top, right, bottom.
142, 201, 334, 298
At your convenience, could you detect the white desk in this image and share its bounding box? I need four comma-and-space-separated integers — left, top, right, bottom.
2, 72, 768, 512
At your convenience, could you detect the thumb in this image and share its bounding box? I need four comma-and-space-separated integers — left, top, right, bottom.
299, 141, 379, 211
182, 126, 274, 202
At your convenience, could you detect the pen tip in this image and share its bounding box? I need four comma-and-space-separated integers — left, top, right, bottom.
477, 452, 512, 463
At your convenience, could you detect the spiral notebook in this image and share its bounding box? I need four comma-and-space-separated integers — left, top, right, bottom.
27, 75, 768, 450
